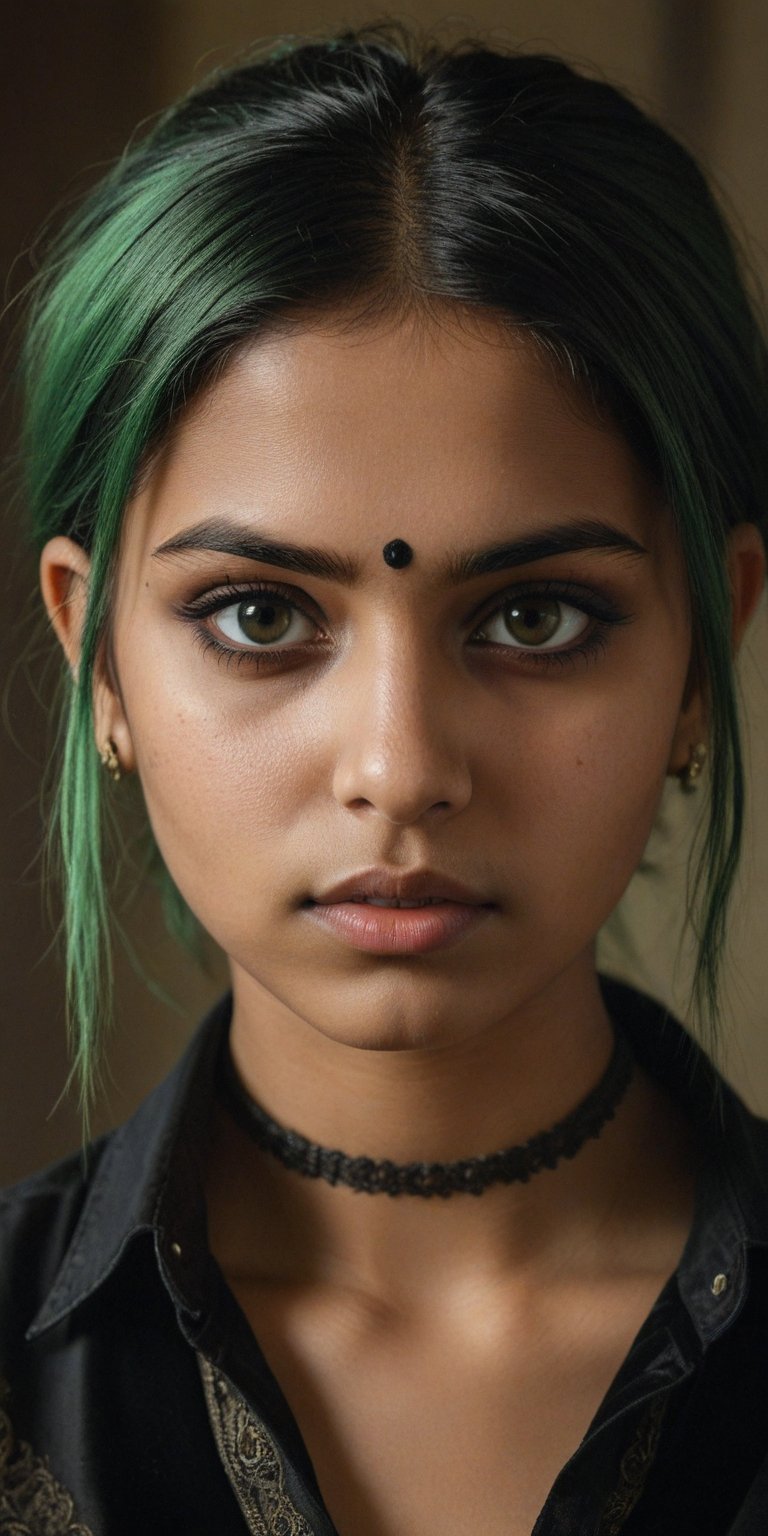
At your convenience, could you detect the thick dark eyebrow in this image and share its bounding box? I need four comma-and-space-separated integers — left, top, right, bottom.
443, 519, 648, 581
151, 515, 648, 584
152, 518, 359, 583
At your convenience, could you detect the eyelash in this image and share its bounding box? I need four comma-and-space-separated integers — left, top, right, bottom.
175, 578, 632, 674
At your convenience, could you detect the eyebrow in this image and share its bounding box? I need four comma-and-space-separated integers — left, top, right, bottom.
151, 515, 648, 583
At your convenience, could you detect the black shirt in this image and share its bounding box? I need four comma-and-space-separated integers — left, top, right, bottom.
2, 973, 768, 1536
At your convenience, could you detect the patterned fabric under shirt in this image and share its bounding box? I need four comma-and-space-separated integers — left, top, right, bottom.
596, 1395, 669, 1535
0, 1378, 92, 1536
0, 1358, 664, 1536
197, 1356, 315, 1536
195, 1355, 667, 1536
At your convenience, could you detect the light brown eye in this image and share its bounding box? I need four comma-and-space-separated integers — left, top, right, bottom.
237, 598, 293, 644
474, 596, 589, 651
212, 596, 316, 648
503, 598, 561, 646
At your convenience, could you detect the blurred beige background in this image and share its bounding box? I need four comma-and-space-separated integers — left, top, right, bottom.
2, 0, 767, 1182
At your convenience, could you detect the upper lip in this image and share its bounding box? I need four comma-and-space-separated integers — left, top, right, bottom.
310, 868, 494, 905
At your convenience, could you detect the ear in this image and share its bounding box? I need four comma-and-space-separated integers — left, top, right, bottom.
667, 520, 766, 778
726, 520, 766, 654
39, 536, 136, 774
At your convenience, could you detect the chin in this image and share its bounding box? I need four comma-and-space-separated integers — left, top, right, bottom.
305, 1010, 462, 1053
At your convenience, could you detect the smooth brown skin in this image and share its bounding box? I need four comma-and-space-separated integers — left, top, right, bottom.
42, 306, 765, 1536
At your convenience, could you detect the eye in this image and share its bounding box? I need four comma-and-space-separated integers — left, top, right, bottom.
212, 594, 317, 648
472, 595, 589, 651
179, 575, 629, 674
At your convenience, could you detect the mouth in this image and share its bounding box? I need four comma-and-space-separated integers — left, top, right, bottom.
302, 890, 494, 946
308, 895, 476, 908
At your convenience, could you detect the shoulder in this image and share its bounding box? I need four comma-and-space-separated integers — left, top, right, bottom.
0, 1138, 107, 1229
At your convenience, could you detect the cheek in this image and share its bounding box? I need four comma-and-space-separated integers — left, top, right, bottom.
126, 660, 321, 923
502, 675, 680, 931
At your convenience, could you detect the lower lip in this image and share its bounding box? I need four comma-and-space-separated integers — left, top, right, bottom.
304, 900, 494, 955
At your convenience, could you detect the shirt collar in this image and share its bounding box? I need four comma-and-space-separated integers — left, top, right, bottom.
27, 977, 768, 1345
600, 974, 768, 1344
27, 992, 232, 1340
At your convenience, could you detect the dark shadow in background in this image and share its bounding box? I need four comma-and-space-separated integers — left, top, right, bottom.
655, 0, 723, 157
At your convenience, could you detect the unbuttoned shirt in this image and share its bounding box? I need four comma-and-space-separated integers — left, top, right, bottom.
2, 974, 768, 1535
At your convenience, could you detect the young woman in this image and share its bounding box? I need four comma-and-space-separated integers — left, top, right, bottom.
2, 22, 768, 1536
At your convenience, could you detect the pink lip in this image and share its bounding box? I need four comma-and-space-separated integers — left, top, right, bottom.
304, 899, 493, 955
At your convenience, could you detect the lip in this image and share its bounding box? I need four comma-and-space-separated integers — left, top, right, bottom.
310, 867, 492, 905
304, 899, 493, 955
303, 868, 497, 955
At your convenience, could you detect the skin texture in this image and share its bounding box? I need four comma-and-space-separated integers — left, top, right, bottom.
41, 307, 766, 1535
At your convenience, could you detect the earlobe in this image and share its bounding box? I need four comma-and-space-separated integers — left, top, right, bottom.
667, 694, 707, 786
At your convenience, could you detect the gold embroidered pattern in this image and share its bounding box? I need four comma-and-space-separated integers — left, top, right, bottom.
598, 1392, 668, 1535
0, 1380, 93, 1536
197, 1354, 316, 1536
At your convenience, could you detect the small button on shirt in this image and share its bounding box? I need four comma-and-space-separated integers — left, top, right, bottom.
2, 974, 768, 1535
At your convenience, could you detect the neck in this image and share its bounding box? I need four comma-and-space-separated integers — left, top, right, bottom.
204, 955, 696, 1305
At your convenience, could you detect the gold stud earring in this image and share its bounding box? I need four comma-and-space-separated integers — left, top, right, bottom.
99, 739, 122, 783
680, 741, 707, 793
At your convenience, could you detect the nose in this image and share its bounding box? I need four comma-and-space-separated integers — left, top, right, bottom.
331, 631, 473, 825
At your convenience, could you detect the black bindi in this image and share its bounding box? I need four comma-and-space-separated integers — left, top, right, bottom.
382, 539, 413, 569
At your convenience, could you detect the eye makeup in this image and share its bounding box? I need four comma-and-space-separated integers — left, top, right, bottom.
173, 575, 634, 674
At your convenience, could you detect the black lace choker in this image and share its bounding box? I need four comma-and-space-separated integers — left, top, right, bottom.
217, 1022, 634, 1199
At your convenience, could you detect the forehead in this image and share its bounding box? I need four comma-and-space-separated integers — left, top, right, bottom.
125, 307, 669, 564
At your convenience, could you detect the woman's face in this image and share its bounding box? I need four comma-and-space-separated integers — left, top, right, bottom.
55, 309, 700, 1050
